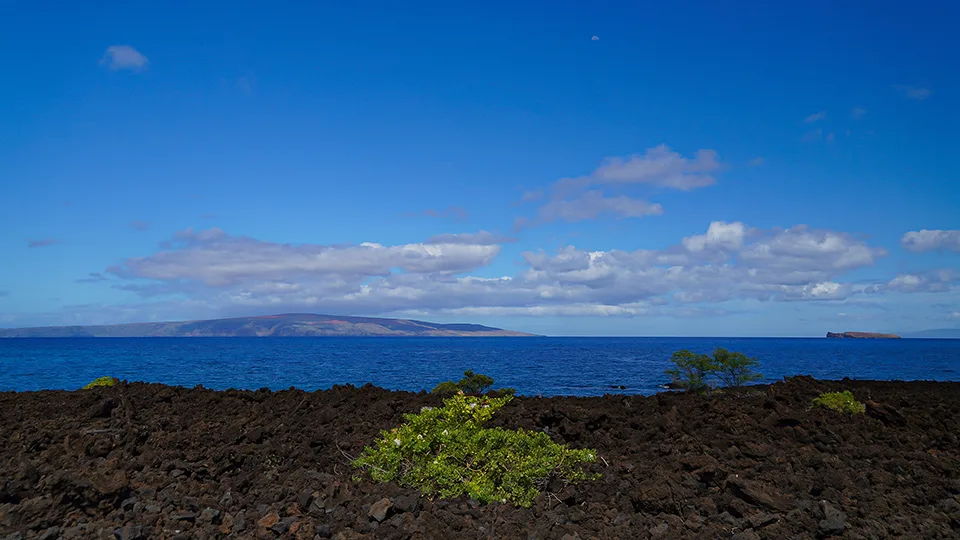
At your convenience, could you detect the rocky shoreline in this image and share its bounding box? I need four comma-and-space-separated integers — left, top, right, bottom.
1, 377, 958, 539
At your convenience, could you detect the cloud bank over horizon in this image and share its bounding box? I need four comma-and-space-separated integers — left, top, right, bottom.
14, 220, 944, 332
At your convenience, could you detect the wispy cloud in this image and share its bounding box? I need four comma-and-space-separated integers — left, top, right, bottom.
804, 111, 826, 123
572, 145, 721, 191
515, 145, 718, 228
27, 238, 62, 248
802, 129, 823, 142
425, 231, 517, 245
520, 190, 544, 202
406, 206, 469, 220
100, 45, 149, 72
129, 220, 150, 231
76, 272, 109, 284
238, 75, 254, 97
748, 157, 765, 167
536, 191, 663, 223
591, 36, 600, 41
826, 132, 836, 143
851, 107, 867, 120
894, 85, 932, 100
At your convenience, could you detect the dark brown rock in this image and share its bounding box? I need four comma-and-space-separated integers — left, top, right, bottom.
368, 497, 392, 522
0, 378, 956, 538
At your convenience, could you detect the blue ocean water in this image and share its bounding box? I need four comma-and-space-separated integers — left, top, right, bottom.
1, 337, 958, 396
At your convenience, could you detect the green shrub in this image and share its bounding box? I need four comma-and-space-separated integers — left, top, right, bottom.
352, 393, 598, 507
811, 391, 866, 414
712, 348, 763, 388
431, 370, 495, 395
82, 376, 118, 389
665, 348, 763, 392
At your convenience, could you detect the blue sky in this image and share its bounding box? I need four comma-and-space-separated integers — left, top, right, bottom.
1, 0, 958, 336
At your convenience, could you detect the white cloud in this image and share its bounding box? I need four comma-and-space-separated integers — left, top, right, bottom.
884, 270, 959, 293
682, 221, 747, 252
66, 221, 955, 323
100, 45, 149, 72
900, 229, 960, 253
894, 85, 932, 100
804, 111, 826, 123
851, 107, 867, 119
110, 228, 502, 287
591, 36, 600, 41
748, 157, 765, 167
739, 225, 886, 272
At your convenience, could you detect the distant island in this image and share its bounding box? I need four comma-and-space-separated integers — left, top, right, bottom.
826, 331, 901, 339
901, 328, 960, 339
0, 313, 538, 338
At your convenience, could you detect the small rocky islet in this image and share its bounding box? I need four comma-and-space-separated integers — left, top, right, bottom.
825, 331, 902, 339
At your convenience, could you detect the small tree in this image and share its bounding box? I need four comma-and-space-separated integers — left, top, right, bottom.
712, 347, 762, 388
431, 370, 495, 395
665, 350, 716, 393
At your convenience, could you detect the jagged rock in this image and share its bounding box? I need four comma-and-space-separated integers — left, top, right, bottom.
368, 497, 392, 522
171, 511, 196, 522
818, 501, 846, 537
393, 494, 419, 514
113, 524, 145, 540
298, 489, 315, 509
37, 528, 60, 540
726, 475, 794, 512
271, 516, 297, 535
199, 507, 220, 525
866, 400, 907, 426
315, 523, 332, 538
747, 512, 779, 529
257, 509, 280, 528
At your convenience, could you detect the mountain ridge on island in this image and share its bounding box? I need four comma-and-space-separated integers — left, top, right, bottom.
826, 331, 901, 339
0, 313, 539, 338
900, 328, 960, 339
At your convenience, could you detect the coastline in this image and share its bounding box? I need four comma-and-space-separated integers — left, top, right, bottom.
1, 377, 957, 538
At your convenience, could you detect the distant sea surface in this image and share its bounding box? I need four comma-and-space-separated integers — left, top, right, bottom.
1, 337, 958, 396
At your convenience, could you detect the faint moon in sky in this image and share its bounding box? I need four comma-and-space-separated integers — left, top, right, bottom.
591, 36, 599, 41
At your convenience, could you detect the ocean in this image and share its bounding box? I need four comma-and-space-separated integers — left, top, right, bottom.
1, 337, 958, 396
